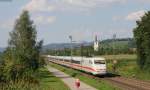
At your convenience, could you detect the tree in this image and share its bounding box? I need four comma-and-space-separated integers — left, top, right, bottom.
134, 11, 150, 71
0, 52, 5, 82
4, 10, 43, 80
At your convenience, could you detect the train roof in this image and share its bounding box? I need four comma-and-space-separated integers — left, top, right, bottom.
47, 55, 105, 61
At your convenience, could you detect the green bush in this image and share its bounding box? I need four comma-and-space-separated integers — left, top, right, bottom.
134, 11, 150, 71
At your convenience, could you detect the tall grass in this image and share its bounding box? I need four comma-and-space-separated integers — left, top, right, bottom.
0, 70, 40, 90
107, 59, 150, 81
0, 80, 39, 90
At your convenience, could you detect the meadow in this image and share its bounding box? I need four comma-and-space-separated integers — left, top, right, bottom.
101, 54, 137, 60
105, 54, 150, 81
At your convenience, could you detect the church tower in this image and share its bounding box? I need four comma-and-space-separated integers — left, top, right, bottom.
94, 35, 99, 51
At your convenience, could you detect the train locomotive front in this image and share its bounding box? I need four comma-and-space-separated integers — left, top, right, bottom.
90, 57, 106, 75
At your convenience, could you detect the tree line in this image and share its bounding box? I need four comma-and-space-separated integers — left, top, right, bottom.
134, 11, 150, 71
44, 38, 136, 56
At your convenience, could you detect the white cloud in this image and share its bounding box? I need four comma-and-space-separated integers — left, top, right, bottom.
33, 15, 56, 25
62, 0, 125, 7
0, 19, 15, 29
23, 0, 55, 12
0, 14, 56, 30
47, 16, 56, 23
64, 0, 127, 11
34, 16, 44, 23
59, 0, 126, 12
23, 0, 126, 13
126, 10, 146, 21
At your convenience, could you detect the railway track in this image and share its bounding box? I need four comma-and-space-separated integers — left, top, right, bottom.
81, 72, 150, 90
107, 77, 150, 90
47, 60, 150, 90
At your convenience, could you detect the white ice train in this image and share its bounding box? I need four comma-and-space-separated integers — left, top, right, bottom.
47, 55, 107, 75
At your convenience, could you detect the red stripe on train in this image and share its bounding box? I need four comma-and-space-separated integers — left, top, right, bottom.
52, 61, 96, 72
71, 64, 96, 71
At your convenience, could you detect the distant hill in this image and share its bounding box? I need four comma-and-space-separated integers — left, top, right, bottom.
43, 38, 136, 55
43, 38, 136, 50
100, 38, 136, 48
43, 42, 92, 50
43, 38, 136, 51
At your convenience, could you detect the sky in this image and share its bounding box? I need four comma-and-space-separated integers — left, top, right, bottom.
0, 0, 150, 47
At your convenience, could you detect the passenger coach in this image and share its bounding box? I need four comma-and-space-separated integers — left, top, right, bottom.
47, 55, 107, 75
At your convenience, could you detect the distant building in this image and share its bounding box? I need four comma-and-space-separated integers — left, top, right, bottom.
94, 35, 99, 51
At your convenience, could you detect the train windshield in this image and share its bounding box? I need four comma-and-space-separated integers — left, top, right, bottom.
94, 60, 105, 64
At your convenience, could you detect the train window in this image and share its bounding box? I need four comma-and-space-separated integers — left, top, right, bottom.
72, 60, 80, 64
80, 60, 84, 64
89, 60, 93, 64
94, 60, 105, 64
64, 60, 69, 62
65, 60, 70, 62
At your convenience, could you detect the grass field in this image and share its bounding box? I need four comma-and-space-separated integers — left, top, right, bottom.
48, 62, 119, 90
104, 54, 150, 81
101, 54, 137, 60
0, 67, 69, 90
37, 67, 69, 90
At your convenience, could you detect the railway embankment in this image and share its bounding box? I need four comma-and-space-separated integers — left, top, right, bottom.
48, 62, 120, 90
48, 61, 150, 90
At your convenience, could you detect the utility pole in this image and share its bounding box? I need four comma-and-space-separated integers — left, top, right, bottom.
80, 43, 83, 71
113, 34, 116, 55
112, 34, 117, 73
69, 35, 73, 63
